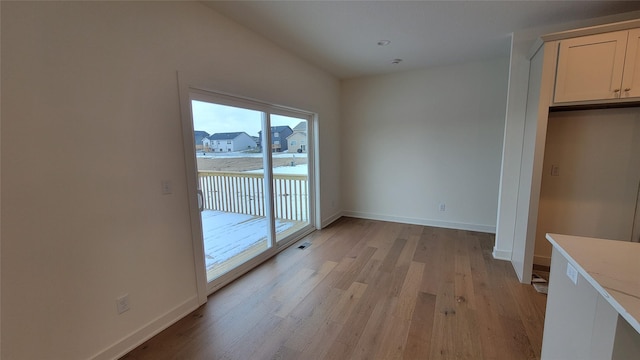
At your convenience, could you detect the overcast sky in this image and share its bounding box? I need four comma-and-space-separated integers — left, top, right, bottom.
191, 100, 304, 137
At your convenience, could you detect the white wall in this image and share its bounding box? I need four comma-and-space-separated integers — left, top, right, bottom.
341, 59, 509, 232
0, 2, 340, 359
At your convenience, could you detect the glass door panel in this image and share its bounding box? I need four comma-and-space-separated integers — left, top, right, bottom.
269, 115, 311, 243
191, 100, 271, 283
183, 88, 316, 297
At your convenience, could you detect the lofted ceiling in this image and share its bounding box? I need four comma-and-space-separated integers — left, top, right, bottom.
204, 1, 640, 79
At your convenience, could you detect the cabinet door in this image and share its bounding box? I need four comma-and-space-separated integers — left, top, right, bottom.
621, 28, 640, 99
554, 31, 628, 103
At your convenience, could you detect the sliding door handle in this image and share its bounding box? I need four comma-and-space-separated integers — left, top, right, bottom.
197, 190, 204, 212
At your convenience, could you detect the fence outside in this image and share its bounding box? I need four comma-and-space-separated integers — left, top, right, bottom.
198, 171, 309, 222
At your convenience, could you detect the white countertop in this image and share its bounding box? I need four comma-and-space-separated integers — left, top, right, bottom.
546, 233, 640, 334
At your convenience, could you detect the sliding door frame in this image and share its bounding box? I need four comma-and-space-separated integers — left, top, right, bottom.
178, 76, 318, 302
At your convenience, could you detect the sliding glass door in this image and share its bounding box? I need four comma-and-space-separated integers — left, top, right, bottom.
186, 90, 314, 293
191, 100, 271, 284
268, 114, 311, 243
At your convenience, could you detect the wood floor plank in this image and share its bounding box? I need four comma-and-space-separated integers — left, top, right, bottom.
504, 266, 547, 358
333, 246, 377, 290
418, 226, 449, 295
449, 235, 485, 356
270, 267, 316, 303
297, 319, 343, 359
397, 233, 420, 269
342, 218, 380, 258
220, 312, 286, 359
403, 291, 437, 359
379, 237, 408, 273
274, 260, 337, 318
454, 233, 477, 310
375, 310, 412, 360
270, 345, 301, 360
429, 276, 457, 359
393, 260, 424, 320
285, 261, 349, 322
351, 295, 397, 359
465, 233, 510, 360
327, 281, 368, 324
284, 287, 344, 351
498, 315, 539, 360
387, 230, 419, 297
366, 221, 400, 252
122, 218, 547, 360
324, 272, 392, 359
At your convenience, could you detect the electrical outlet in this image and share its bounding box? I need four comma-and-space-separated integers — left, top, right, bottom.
116, 294, 130, 314
439, 203, 446, 212
566, 263, 578, 285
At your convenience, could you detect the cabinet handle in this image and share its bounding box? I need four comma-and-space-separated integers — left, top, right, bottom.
625, 88, 631, 92
614, 89, 620, 92
613, 89, 621, 98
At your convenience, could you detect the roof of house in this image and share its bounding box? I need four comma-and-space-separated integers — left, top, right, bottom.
209, 132, 248, 140
271, 126, 292, 133
292, 122, 307, 131
194, 130, 210, 138
258, 126, 293, 136
286, 131, 306, 140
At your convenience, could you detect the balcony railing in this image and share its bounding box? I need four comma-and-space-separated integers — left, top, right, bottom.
198, 171, 309, 222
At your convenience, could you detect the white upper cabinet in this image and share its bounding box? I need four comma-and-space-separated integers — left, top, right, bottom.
554, 30, 629, 103
621, 29, 640, 99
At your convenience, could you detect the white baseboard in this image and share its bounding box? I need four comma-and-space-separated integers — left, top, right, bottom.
342, 211, 496, 234
533, 254, 551, 267
492, 247, 512, 261
91, 295, 200, 360
321, 210, 343, 229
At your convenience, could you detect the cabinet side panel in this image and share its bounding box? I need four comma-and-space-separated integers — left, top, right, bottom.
512, 47, 545, 282
589, 295, 619, 359
541, 248, 599, 359
612, 316, 640, 359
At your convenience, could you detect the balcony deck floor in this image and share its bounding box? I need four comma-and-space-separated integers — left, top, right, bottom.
202, 210, 307, 281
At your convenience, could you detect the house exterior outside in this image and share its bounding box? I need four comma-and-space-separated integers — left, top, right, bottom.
287, 122, 307, 153
258, 126, 293, 152
208, 132, 257, 152
194, 131, 210, 151
251, 136, 260, 148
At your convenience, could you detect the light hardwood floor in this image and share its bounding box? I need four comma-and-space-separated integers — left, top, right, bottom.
122, 217, 547, 360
